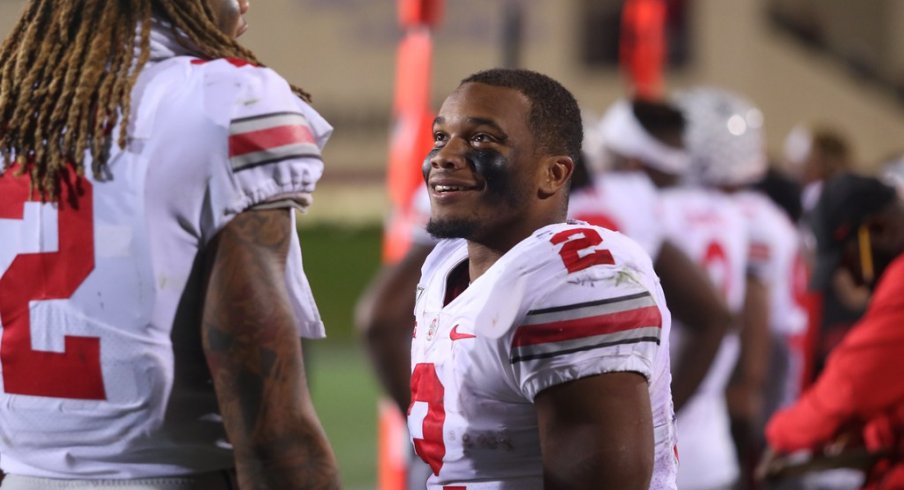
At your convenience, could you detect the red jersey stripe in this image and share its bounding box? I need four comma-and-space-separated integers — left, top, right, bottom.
512, 305, 662, 348
229, 124, 316, 158
190, 57, 254, 68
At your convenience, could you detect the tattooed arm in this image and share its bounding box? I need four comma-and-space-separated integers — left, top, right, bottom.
202, 208, 340, 490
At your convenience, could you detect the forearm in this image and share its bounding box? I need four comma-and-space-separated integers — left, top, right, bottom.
232, 413, 339, 490
203, 209, 340, 490
728, 277, 771, 423
655, 241, 731, 411
204, 327, 339, 489
670, 320, 725, 411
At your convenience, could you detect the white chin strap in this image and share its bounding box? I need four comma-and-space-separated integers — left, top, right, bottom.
598, 100, 690, 175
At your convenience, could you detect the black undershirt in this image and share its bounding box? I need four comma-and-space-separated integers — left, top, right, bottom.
443, 260, 470, 307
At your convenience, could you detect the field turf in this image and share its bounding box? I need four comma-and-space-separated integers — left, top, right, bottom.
299, 223, 385, 489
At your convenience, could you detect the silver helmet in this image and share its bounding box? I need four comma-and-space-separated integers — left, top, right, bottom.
675, 87, 767, 187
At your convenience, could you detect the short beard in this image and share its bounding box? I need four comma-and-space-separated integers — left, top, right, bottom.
426, 217, 479, 240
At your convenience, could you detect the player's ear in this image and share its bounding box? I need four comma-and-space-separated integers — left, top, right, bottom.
538, 155, 574, 198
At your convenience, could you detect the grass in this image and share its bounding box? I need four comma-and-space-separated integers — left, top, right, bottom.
297, 223, 383, 343
298, 223, 385, 489
306, 342, 381, 490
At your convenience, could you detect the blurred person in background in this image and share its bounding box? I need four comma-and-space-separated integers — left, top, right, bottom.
784, 123, 869, 390
754, 162, 804, 225
409, 68, 677, 489
357, 186, 435, 418
761, 174, 904, 490
596, 96, 749, 490
569, 100, 733, 417
782, 124, 856, 215
677, 87, 807, 489
0, 1, 339, 488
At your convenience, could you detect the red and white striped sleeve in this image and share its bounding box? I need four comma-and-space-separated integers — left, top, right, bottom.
199, 60, 332, 218
228, 111, 321, 172
509, 234, 667, 401
194, 60, 332, 338
511, 291, 663, 364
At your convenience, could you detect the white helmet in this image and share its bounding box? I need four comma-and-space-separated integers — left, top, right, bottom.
675, 87, 767, 187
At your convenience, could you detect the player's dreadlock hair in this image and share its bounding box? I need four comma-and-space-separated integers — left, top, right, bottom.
0, 0, 311, 198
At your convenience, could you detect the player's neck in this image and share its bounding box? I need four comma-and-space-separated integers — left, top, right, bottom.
465, 241, 506, 282
465, 215, 565, 280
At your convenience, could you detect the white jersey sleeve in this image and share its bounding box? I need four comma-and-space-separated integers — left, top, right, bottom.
735, 192, 780, 282
734, 191, 807, 336
509, 227, 665, 400
198, 59, 331, 238
194, 59, 330, 338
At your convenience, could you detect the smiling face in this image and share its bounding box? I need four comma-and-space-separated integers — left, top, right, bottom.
424, 82, 570, 250
208, 0, 250, 38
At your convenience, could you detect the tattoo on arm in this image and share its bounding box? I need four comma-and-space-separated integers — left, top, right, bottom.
202, 209, 340, 490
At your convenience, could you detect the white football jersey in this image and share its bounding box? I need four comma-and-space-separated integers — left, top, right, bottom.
658, 186, 749, 490
733, 191, 807, 338
408, 222, 678, 489
0, 44, 331, 478
567, 171, 666, 259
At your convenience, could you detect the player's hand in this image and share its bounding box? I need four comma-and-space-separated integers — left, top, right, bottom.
755, 446, 780, 481
755, 446, 809, 482
755, 439, 880, 483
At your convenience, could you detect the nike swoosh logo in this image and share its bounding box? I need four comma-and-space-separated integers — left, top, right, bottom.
450, 324, 476, 341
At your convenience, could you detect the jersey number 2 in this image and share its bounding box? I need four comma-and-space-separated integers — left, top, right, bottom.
551, 227, 615, 273
0, 168, 105, 400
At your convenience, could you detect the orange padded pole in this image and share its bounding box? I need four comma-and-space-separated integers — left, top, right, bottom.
620, 0, 666, 99
379, 2, 443, 489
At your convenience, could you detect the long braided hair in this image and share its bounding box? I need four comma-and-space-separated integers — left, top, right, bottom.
0, 0, 311, 198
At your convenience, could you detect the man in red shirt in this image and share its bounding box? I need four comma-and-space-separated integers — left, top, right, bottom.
762, 173, 904, 489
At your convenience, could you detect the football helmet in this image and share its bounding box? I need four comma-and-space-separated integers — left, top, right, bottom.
675, 87, 767, 187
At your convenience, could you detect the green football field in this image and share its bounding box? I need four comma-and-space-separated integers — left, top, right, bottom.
298, 223, 386, 489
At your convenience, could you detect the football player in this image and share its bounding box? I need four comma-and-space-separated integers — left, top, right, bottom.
677, 87, 807, 487
0, 1, 339, 488
570, 100, 733, 414
409, 68, 677, 489
595, 97, 751, 490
